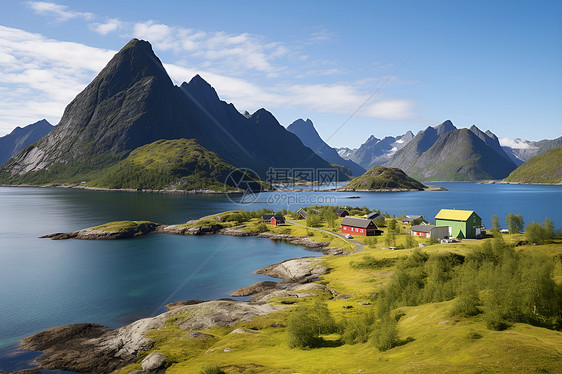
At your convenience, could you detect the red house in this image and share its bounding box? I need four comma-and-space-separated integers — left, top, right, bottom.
336, 209, 349, 218
341, 217, 382, 236
262, 215, 285, 226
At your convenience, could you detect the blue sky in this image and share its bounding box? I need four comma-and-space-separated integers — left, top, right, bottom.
0, 0, 560, 148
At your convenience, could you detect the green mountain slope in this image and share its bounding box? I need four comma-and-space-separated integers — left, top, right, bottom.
87, 138, 264, 191
341, 166, 426, 190
504, 147, 562, 184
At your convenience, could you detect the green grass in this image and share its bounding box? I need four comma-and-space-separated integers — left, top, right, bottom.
505, 147, 562, 184
341, 166, 427, 190
91, 220, 155, 232
87, 139, 263, 191
102, 213, 562, 373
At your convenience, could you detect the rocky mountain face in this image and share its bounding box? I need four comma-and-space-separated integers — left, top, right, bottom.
1, 39, 333, 183
501, 136, 562, 166
386, 123, 517, 181
384, 120, 457, 173
286, 118, 365, 176
468, 125, 513, 163
0, 119, 53, 166
337, 130, 414, 169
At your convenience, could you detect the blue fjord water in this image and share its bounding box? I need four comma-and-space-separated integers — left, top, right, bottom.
0, 183, 561, 370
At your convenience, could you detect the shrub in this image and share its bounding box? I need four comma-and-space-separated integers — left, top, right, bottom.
200, 364, 226, 374
526, 218, 555, 245
404, 235, 417, 249
372, 316, 399, 351
255, 223, 269, 233
450, 287, 481, 317
287, 300, 336, 348
341, 310, 375, 344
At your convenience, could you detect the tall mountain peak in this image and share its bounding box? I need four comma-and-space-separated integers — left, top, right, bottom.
287, 118, 365, 176
181, 74, 221, 104
435, 120, 456, 135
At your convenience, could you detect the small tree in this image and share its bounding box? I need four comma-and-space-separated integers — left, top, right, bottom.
491, 214, 500, 230
388, 219, 397, 233
306, 210, 322, 228
404, 235, 417, 249
505, 213, 524, 234
526, 218, 555, 245
323, 209, 337, 230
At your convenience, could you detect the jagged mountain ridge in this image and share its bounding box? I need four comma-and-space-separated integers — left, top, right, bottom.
286, 118, 365, 176
386, 123, 517, 181
0, 119, 53, 166
336, 130, 415, 169
501, 136, 562, 166
0, 39, 333, 183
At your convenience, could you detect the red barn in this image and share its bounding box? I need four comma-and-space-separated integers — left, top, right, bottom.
262, 215, 285, 226
341, 217, 382, 236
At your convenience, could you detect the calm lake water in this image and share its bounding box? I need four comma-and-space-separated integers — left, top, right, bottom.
0, 183, 561, 371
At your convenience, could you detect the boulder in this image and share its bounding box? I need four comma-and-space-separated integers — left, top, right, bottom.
141, 352, 167, 372
230, 281, 279, 297
255, 257, 327, 283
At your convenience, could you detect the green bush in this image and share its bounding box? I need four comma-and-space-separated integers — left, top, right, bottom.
450, 287, 481, 317
372, 315, 399, 351
255, 223, 269, 233
404, 235, 417, 249
200, 364, 226, 374
341, 310, 375, 344
287, 300, 336, 348
526, 218, 555, 245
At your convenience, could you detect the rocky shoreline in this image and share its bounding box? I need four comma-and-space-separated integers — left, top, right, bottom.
17, 218, 348, 373
13, 256, 334, 374
40, 223, 345, 255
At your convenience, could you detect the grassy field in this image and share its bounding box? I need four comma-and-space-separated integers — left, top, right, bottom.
91, 220, 155, 232
111, 213, 562, 374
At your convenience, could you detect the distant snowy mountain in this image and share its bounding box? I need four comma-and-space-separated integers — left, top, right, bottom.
339, 130, 414, 169
500, 136, 562, 166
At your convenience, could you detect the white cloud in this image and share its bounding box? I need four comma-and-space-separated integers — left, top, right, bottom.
499, 137, 536, 149
361, 99, 415, 120
132, 21, 284, 74
0, 24, 416, 136
26, 1, 94, 22
0, 25, 114, 133
91, 18, 123, 35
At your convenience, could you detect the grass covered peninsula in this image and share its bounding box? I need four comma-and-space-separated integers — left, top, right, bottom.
31, 207, 562, 373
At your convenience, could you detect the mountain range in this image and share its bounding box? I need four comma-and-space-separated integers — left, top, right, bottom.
336, 131, 415, 170
286, 118, 365, 176
0, 119, 53, 166
0, 39, 559, 186
0, 39, 338, 188
501, 137, 562, 166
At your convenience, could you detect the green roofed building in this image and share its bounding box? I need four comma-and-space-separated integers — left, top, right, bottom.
435, 209, 483, 239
